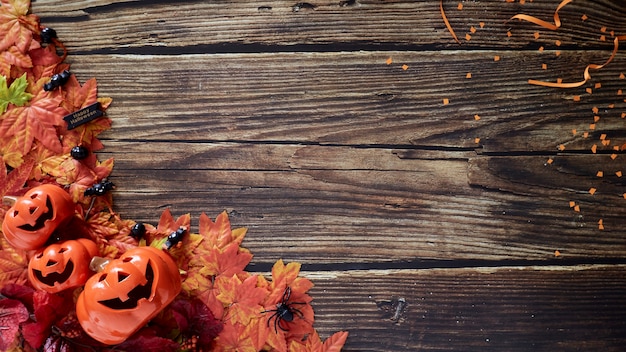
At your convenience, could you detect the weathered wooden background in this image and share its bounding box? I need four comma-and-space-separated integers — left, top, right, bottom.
33, 0, 626, 350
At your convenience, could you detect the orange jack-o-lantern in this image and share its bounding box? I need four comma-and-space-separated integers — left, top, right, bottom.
76, 246, 181, 345
2, 184, 74, 250
28, 239, 99, 293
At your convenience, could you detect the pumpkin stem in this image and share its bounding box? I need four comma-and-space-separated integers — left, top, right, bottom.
89, 256, 111, 272
2, 196, 17, 206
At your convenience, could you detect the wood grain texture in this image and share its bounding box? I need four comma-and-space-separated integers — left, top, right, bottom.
23, 0, 626, 350
307, 265, 626, 351
33, 0, 626, 51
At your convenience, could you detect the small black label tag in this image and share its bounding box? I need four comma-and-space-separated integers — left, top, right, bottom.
63, 102, 104, 130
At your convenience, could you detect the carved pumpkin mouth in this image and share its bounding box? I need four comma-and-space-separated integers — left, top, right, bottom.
98, 261, 155, 310
17, 195, 54, 231
33, 259, 74, 286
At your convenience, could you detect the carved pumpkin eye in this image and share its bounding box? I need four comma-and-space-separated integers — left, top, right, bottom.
28, 239, 99, 294
2, 184, 74, 250
76, 247, 181, 345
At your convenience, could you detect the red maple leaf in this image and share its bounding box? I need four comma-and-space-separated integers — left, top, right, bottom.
0, 0, 39, 54
0, 88, 68, 155
169, 298, 223, 349
0, 298, 29, 351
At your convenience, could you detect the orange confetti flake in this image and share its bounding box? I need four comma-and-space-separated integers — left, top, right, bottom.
602, 140, 610, 146
598, 219, 604, 230
574, 205, 581, 212
479, 22, 485, 28
623, 193, 626, 199
600, 26, 607, 33
608, 103, 615, 109
617, 89, 622, 95
494, 55, 501, 61
569, 201, 576, 208
457, 2, 463, 10
470, 26, 477, 34
589, 123, 596, 130
534, 32, 540, 40
611, 154, 618, 160
572, 95, 580, 102
600, 133, 606, 140
558, 144, 565, 151
546, 158, 554, 164
474, 137, 481, 144
620, 72, 625, 79
466, 72, 472, 79
386, 57, 393, 65
474, 114, 481, 121
519, 0, 525, 4
571, 129, 577, 135
538, 46, 544, 52
586, 87, 593, 94
555, 40, 562, 46
581, 14, 588, 21
592, 106, 599, 114
542, 63, 547, 70
556, 78, 563, 84
616, 171, 622, 177
554, 250, 561, 257
591, 144, 597, 153
555, 50, 561, 56
465, 33, 472, 41
507, 31, 512, 37
589, 188, 596, 195
594, 115, 600, 122
600, 35, 606, 42
402, 64, 409, 70
583, 132, 589, 138
621, 112, 626, 118
596, 171, 604, 177
443, 98, 449, 105
594, 82, 602, 89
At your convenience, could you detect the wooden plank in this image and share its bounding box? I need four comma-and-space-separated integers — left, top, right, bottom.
98, 142, 626, 264
303, 265, 626, 351
32, 1, 626, 51
66, 50, 624, 150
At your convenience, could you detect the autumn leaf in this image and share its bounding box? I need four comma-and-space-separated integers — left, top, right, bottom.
322, 331, 349, 352
216, 274, 266, 326
0, 298, 29, 351
169, 298, 223, 349
0, 155, 33, 196
199, 211, 248, 249
0, 0, 39, 54
213, 322, 257, 352
0, 73, 32, 113
0, 237, 29, 287
266, 259, 314, 305
0, 88, 67, 155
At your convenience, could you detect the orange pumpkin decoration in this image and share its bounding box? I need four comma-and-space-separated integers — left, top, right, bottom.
2, 184, 74, 250
28, 239, 99, 293
76, 246, 181, 345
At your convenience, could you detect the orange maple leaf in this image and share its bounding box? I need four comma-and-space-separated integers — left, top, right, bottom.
0, 155, 33, 196
288, 330, 349, 352
199, 211, 247, 249
213, 321, 257, 352
0, 0, 40, 54
0, 237, 29, 287
0, 88, 67, 155
216, 274, 266, 326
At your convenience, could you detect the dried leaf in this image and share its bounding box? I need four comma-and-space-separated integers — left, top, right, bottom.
0, 0, 39, 54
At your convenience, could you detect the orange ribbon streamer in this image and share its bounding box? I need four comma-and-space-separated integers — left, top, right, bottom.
440, 0, 461, 44
511, 0, 623, 88
510, 0, 573, 30
528, 35, 625, 88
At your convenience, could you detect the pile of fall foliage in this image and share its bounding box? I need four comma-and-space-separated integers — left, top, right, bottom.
0, 0, 348, 350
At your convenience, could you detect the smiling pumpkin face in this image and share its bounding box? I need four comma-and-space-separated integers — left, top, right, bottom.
28, 239, 99, 293
76, 246, 181, 345
2, 184, 74, 250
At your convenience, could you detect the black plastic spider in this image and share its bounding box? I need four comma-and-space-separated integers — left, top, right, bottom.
262, 286, 306, 333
